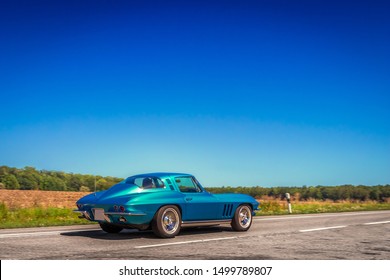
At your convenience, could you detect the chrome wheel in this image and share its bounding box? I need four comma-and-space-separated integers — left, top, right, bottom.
238, 206, 252, 228
162, 208, 180, 234
231, 204, 253, 231
152, 205, 182, 238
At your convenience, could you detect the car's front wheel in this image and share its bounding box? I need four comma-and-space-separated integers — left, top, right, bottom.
99, 222, 123, 233
152, 205, 181, 238
231, 204, 253, 231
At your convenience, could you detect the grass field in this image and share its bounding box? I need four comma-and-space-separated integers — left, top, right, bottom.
0, 204, 92, 228
0, 190, 389, 228
258, 200, 390, 215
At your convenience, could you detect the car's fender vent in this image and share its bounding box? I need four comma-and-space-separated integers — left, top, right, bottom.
222, 204, 233, 217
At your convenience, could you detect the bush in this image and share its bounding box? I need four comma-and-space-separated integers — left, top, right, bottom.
0, 203, 8, 220
79, 186, 90, 192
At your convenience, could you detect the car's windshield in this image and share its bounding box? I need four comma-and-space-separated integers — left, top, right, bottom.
120, 176, 165, 189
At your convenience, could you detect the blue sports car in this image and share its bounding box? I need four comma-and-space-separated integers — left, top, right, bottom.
75, 172, 259, 238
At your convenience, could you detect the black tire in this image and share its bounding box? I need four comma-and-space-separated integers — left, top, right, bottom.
99, 223, 123, 233
231, 204, 253, 231
152, 205, 181, 238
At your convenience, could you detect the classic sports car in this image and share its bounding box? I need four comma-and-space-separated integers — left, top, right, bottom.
75, 172, 259, 238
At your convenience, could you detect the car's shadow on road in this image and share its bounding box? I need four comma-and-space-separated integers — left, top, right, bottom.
61, 229, 155, 240
61, 226, 233, 240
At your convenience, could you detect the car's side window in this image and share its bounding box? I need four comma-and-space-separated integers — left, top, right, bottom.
133, 177, 165, 189
176, 177, 202, 193
134, 178, 145, 187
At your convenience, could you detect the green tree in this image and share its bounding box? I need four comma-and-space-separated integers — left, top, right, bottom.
67, 174, 83, 191
41, 176, 67, 191
1, 174, 20, 189
0, 166, 10, 176
83, 175, 96, 190
16, 172, 39, 190
96, 178, 108, 191
369, 188, 380, 201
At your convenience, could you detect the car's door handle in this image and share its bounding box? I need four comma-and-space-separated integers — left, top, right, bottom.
185, 197, 193, 201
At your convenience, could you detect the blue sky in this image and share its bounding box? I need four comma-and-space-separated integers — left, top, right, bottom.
1, 0, 389, 187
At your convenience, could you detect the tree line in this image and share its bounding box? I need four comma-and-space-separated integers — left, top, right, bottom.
205, 185, 390, 202
0, 165, 389, 202
0, 166, 123, 192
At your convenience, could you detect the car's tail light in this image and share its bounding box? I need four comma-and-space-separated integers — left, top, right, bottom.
119, 205, 125, 212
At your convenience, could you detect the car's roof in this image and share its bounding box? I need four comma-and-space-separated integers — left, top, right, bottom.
128, 172, 193, 178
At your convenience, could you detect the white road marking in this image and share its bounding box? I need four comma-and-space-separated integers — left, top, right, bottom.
0, 229, 100, 239
363, 221, 390, 225
134, 236, 237, 249
254, 211, 390, 221
299, 225, 347, 232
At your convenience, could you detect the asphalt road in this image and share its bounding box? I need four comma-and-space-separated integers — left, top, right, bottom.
1, 210, 389, 259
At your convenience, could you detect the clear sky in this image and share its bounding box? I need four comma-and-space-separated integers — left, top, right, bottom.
1, 0, 389, 187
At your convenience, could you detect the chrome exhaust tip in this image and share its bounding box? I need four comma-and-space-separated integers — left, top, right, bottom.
119, 216, 127, 222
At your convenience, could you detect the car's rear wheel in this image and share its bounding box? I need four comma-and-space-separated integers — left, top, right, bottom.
152, 205, 181, 238
231, 204, 253, 231
99, 222, 123, 233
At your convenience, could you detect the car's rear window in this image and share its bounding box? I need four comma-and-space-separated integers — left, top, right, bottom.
122, 176, 165, 189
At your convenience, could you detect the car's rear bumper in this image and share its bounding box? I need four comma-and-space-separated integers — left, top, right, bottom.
73, 209, 148, 224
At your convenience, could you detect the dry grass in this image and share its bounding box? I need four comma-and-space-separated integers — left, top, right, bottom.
0, 189, 91, 209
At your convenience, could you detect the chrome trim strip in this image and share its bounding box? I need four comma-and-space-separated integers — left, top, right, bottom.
73, 210, 146, 216
181, 219, 231, 228
105, 212, 147, 216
